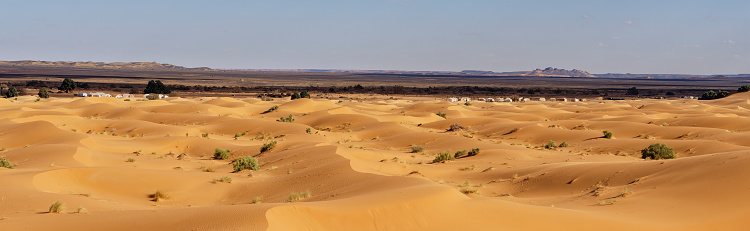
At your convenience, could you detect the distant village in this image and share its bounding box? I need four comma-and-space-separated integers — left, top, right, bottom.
446, 96, 584, 103
74, 92, 169, 99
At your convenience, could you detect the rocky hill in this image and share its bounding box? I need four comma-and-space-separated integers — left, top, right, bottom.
523, 67, 595, 77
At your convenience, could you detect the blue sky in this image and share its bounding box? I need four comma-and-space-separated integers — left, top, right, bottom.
0, 0, 748, 74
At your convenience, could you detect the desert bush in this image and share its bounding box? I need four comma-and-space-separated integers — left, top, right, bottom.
432, 151, 454, 163
410, 145, 425, 153
278, 114, 295, 123
739, 85, 750, 92
252, 196, 262, 204
234, 133, 242, 139
436, 111, 447, 119
126, 158, 135, 163
214, 148, 231, 160
454, 150, 467, 158
300, 91, 311, 99
59, 78, 77, 93
38, 87, 50, 98
260, 141, 277, 153
214, 176, 233, 183
201, 133, 209, 138
305, 128, 312, 134
77, 206, 88, 214
264, 105, 279, 113
144, 80, 171, 94
290, 92, 301, 100
699, 90, 729, 100
200, 166, 215, 172
5, 86, 19, 98
641, 143, 675, 160
447, 122, 467, 131
559, 141, 570, 147
233, 156, 260, 172
286, 191, 312, 202
146, 94, 159, 100
0, 157, 13, 169
467, 148, 480, 157
508, 128, 519, 134
48, 201, 65, 213
544, 140, 557, 149
152, 190, 168, 202
603, 130, 613, 139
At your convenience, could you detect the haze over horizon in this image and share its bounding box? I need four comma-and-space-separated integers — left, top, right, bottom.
1, 0, 748, 75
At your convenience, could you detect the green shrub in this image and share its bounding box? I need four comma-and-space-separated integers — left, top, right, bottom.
436, 111, 447, 119
264, 105, 279, 113
260, 141, 277, 153
234, 133, 242, 139
544, 140, 557, 149
233, 156, 260, 172
144, 80, 171, 94
278, 114, 295, 123
300, 91, 311, 99
305, 128, 312, 134
432, 151, 454, 163
739, 85, 750, 92
454, 150, 467, 158
410, 145, 425, 153
290, 92, 301, 100
286, 191, 312, 202
641, 143, 675, 160
467, 148, 480, 157
5, 86, 19, 98
699, 90, 730, 100
214, 148, 231, 160
48, 201, 65, 213
0, 157, 13, 169
59, 78, 77, 93
214, 176, 233, 183
603, 130, 613, 139
559, 141, 570, 147
38, 87, 50, 98
146, 94, 159, 100
201, 133, 209, 138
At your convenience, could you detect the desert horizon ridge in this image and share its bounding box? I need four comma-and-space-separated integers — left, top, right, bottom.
1, 90, 749, 230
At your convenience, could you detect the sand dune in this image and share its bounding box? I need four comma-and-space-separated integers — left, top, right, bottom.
1, 93, 749, 230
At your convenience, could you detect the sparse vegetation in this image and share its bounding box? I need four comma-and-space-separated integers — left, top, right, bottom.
252, 196, 262, 204
278, 114, 295, 123
260, 141, 277, 153
214, 148, 231, 160
200, 166, 215, 172
48, 201, 65, 213
264, 105, 279, 113
603, 130, 614, 139
38, 87, 50, 98
459, 165, 476, 171
144, 80, 171, 94
559, 141, 569, 147
126, 158, 135, 163
447, 122, 467, 132
151, 190, 168, 202
5, 86, 19, 98
300, 91, 311, 99
410, 145, 425, 153
454, 150, 467, 158
232, 156, 260, 172
305, 128, 312, 134
436, 111, 446, 119
214, 176, 233, 183
431, 151, 454, 163
77, 206, 88, 214
699, 90, 729, 100
0, 157, 13, 169
739, 85, 750, 92
641, 143, 675, 160
467, 148, 480, 157
544, 140, 557, 149
286, 191, 312, 202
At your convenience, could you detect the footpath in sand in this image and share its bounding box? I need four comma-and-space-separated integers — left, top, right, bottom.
1, 93, 749, 230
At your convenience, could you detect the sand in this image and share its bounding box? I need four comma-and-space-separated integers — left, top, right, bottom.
1, 93, 749, 230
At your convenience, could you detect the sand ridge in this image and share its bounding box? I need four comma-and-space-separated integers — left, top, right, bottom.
0, 93, 749, 230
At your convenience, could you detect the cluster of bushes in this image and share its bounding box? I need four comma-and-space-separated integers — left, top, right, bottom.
641, 143, 675, 159
232, 156, 260, 172
431, 148, 480, 163
260, 141, 277, 153
699, 90, 730, 100
290, 91, 311, 100
214, 148, 231, 160
278, 114, 295, 123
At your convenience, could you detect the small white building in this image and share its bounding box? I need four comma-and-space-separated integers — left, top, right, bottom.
461, 98, 472, 102
504, 98, 513, 102
521, 98, 529, 102
538, 98, 546, 102
486, 98, 495, 102
79, 92, 88, 97
88, 92, 110, 97
447, 97, 459, 102
122, 94, 134, 98
573, 98, 580, 102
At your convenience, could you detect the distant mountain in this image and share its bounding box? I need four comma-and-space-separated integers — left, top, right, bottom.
0, 60, 212, 71
523, 67, 595, 77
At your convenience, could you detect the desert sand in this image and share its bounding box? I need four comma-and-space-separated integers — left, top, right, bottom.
1, 92, 749, 230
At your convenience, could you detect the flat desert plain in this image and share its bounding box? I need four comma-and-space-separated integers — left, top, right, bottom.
1, 93, 749, 230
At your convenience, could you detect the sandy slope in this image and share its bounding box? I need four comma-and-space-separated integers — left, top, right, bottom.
1, 93, 749, 230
